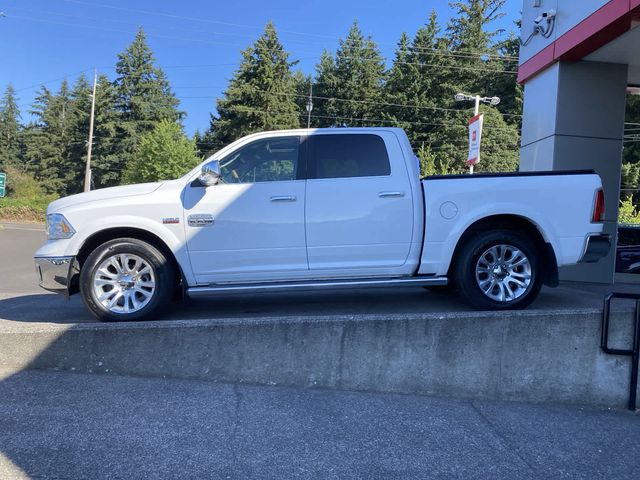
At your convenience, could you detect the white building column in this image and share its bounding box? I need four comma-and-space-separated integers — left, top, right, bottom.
519, 61, 628, 283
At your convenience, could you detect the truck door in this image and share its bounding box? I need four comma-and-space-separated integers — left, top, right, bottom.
304, 132, 414, 273
183, 135, 308, 284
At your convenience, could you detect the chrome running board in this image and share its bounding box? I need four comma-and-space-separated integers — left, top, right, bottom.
187, 276, 448, 297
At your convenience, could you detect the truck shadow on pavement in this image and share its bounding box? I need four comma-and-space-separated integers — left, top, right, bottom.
0, 283, 635, 326
0, 294, 93, 324
0, 287, 471, 324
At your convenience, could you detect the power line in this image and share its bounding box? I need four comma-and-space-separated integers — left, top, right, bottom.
293, 111, 518, 131
177, 90, 523, 117
16, 88, 521, 126
15, 78, 522, 122
56, 0, 519, 61
9, 14, 518, 75
13, 68, 95, 93
12, 5, 519, 63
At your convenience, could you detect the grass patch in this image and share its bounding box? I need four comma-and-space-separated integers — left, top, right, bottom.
0, 197, 53, 223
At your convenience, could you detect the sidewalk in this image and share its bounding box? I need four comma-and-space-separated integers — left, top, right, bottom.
0, 370, 638, 479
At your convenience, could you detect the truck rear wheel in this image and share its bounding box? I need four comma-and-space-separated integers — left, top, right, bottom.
453, 230, 543, 310
79, 238, 176, 322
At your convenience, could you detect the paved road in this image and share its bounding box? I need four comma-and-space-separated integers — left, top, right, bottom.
0, 223, 45, 296
0, 369, 638, 480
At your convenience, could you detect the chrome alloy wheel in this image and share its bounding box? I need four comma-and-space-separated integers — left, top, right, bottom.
92, 254, 156, 314
475, 244, 532, 303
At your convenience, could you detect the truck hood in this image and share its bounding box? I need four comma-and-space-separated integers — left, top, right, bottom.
47, 182, 164, 214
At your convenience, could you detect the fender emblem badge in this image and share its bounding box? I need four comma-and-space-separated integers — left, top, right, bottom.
162, 217, 180, 225
188, 214, 215, 227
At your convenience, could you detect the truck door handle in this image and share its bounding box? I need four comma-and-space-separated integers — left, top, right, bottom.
270, 195, 297, 202
378, 191, 405, 198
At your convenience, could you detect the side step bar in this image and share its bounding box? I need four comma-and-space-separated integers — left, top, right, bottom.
187, 276, 448, 297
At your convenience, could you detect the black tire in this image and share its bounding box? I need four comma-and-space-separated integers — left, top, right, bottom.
79, 238, 176, 322
453, 230, 543, 310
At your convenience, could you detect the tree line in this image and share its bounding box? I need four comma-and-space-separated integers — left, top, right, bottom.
1, 0, 525, 199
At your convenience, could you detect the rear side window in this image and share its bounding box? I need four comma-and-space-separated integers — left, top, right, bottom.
309, 134, 391, 179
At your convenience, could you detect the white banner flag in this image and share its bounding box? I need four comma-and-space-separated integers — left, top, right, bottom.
467, 113, 484, 166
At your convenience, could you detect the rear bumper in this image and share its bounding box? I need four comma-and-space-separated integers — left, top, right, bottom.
579, 234, 611, 263
34, 256, 75, 296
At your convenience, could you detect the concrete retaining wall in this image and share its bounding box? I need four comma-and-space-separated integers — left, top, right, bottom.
0, 309, 638, 408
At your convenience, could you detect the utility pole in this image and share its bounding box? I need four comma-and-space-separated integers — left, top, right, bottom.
84, 69, 97, 192
306, 82, 313, 128
454, 93, 500, 175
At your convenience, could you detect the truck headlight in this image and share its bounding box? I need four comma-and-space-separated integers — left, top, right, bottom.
46, 213, 76, 240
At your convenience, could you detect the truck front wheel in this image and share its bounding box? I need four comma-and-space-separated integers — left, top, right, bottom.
79, 238, 176, 322
453, 230, 543, 310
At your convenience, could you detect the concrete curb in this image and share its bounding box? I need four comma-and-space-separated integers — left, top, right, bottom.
1, 308, 638, 408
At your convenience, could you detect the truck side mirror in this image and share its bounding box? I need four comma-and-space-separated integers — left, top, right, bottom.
199, 160, 221, 186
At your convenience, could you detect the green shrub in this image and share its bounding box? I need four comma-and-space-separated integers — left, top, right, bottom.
2, 165, 43, 200
0, 197, 53, 222
619, 196, 640, 224
0, 168, 56, 222
124, 120, 200, 184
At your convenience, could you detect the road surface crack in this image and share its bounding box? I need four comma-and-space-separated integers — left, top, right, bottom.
470, 400, 539, 477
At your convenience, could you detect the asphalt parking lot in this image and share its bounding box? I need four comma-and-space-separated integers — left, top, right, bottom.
1, 222, 639, 479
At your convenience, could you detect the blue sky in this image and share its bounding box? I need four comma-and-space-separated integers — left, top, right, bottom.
1, 0, 521, 135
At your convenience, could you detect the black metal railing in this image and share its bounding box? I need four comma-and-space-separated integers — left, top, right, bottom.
601, 292, 640, 411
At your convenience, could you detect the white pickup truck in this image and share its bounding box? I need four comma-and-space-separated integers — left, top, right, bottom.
35, 127, 610, 321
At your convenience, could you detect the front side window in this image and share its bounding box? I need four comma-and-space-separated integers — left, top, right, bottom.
219, 136, 300, 184
309, 134, 391, 179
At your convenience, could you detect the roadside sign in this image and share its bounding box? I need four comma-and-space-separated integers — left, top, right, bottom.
466, 114, 484, 166
0, 172, 5, 198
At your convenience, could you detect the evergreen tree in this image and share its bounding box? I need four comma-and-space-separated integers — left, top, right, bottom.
124, 120, 200, 184
384, 11, 463, 145
447, 0, 505, 52
427, 103, 519, 174
314, 22, 386, 126
0, 84, 22, 170
292, 70, 312, 127
623, 94, 640, 187
193, 129, 205, 156
91, 74, 125, 188
110, 28, 182, 185
415, 0, 519, 174
196, 123, 218, 158
491, 22, 523, 126
208, 22, 300, 148
446, 0, 508, 97
313, 50, 339, 127
114, 28, 181, 125
622, 93, 640, 213
22, 74, 120, 195
23, 81, 77, 195
382, 32, 412, 132
66, 74, 93, 193
416, 143, 443, 177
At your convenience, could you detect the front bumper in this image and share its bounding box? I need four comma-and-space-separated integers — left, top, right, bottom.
34, 256, 75, 296
579, 234, 611, 263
